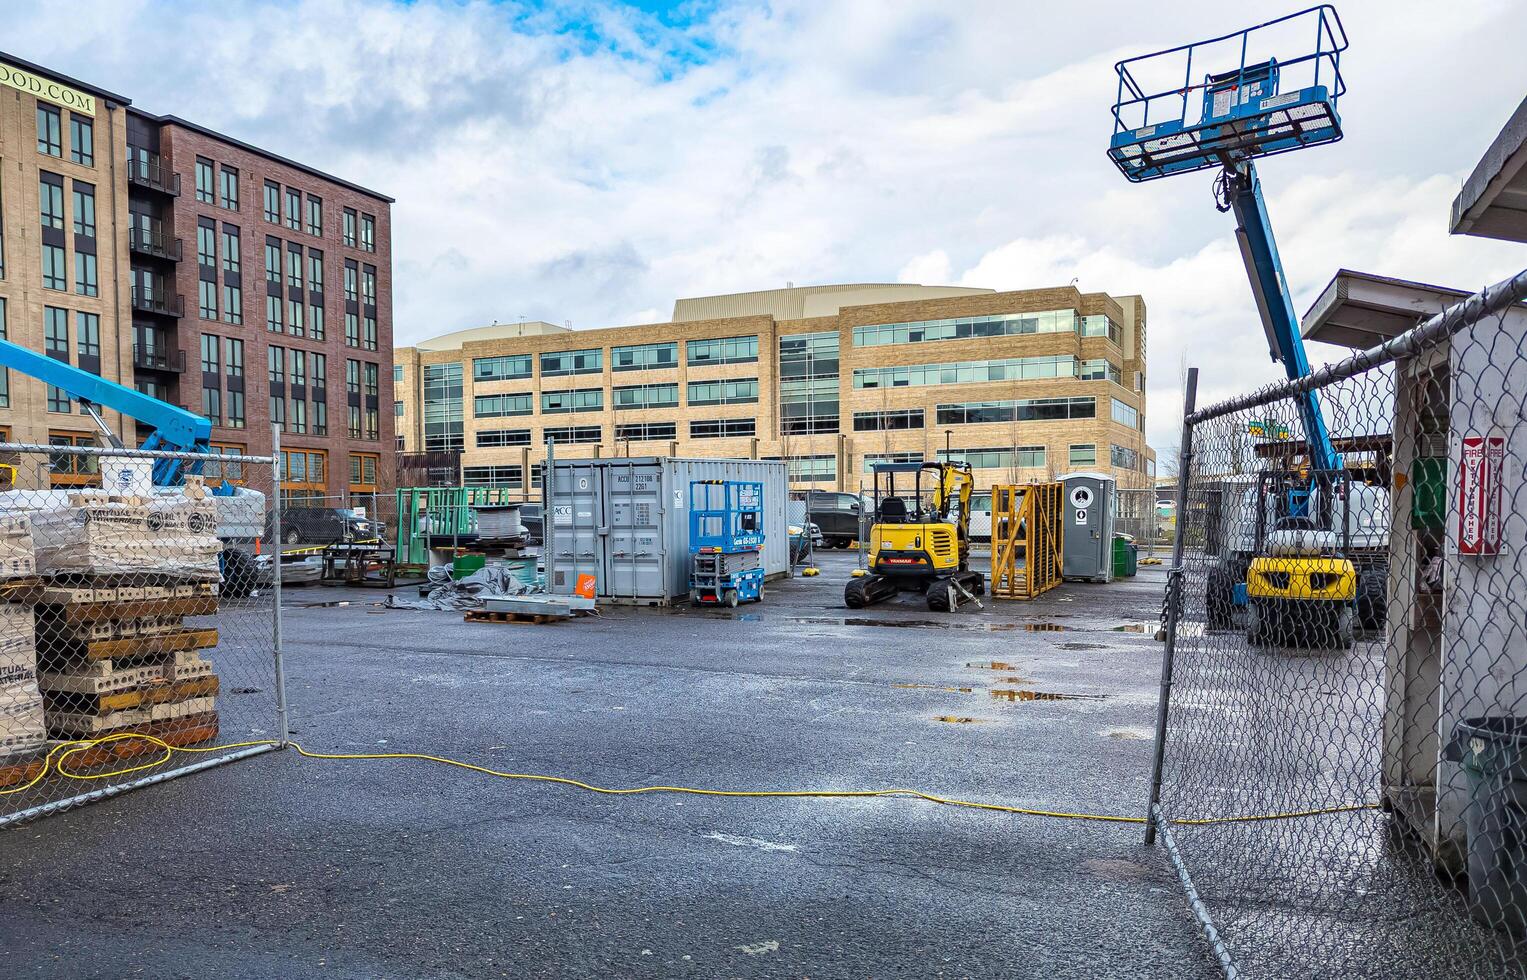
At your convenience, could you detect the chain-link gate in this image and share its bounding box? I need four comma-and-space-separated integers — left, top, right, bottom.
1148, 269, 1527, 978
0, 441, 286, 827
1115, 486, 1164, 557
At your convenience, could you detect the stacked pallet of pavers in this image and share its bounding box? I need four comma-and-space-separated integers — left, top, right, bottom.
0, 514, 45, 788
24, 483, 224, 754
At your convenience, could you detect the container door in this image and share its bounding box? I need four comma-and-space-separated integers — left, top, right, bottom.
602, 460, 666, 599
549, 461, 602, 596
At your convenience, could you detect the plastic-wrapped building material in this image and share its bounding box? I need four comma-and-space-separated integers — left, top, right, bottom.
4, 490, 222, 580
0, 604, 43, 760
0, 516, 36, 581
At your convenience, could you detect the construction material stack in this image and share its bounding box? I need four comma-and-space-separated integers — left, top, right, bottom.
688, 480, 766, 607
11, 484, 225, 769
0, 516, 44, 788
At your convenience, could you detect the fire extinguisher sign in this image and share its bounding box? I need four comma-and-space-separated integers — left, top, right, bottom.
1458, 435, 1504, 556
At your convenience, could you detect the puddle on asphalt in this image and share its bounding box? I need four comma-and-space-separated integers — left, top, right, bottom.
1025, 622, 1066, 632
989, 689, 1106, 703
934, 715, 984, 724
1061, 642, 1108, 651
966, 660, 1013, 670
301, 600, 353, 608
894, 683, 974, 694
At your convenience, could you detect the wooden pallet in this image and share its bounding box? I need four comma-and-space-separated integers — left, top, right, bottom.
51, 712, 221, 769
44, 675, 220, 715
0, 754, 46, 789
40, 627, 220, 664
37, 597, 218, 622
0, 577, 43, 603
39, 652, 213, 696
463, 609, 563, 626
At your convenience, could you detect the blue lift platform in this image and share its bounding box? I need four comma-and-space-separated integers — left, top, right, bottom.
688, 480, 766, 608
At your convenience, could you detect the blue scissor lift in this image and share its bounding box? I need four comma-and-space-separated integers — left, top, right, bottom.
1108, 7, 1386, 638
688, 480, 767, 607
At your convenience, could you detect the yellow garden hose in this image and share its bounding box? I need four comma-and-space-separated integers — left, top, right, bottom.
0, 733, 1380, 828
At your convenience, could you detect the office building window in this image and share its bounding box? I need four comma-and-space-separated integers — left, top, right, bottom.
74, 252, 97, 297
0, 299, 7, 407
263, 181, 280, 222
686, 377, 757, 406
42, 245, 67, 290
781, 455, 835, 483
44, 307, 69, 412
36, 103, 61, 156
39, 176, 64, 229
364, 362, 379, 398
473, 355, 532, 382
343, 208, 357, 247
204, 444, 245, 483
474, 393, 534, 418
475, 428, 532, 448
195, 157, 215, 204
854, 309, 1078, 347
222, 228, 241, 274
542, 425, 601, 445
350, 453, 379, 490
287, 247, 303, 289
348, 404, 362, 438
291, 350, 307, 387
1111, 397, 1141, 429
936, 397, 1096, 425
285, 187, 301, 231
199, 279, 218, 319
854, 355, 1076, 389
361, 266, 376, 305
852, 409, 924, 431
365, 407, 378, 441
197, 224, 216, 266
310, 351, 324, 389
360, 213, 375, 252
363, 315, 377, 351
308, 251, 324, 292
219, 166, 239, 210
541, 388, 603, 413
938, 446, 1046, 470
612, 341, 677, 371
202, 386, 223, 426
69, 114, 93, 165
462, 465, 521, 489
689, 418, 756, 439
76, 312, 99, 359
222, 284, 243, 325
265, 240, 281, 283
226, 338, 244, 377
71, 183, 95, 237
345, 358, 360, 395
540, 348, 601, 377
423, 363, 464, 452
614, 422, 676, 442
288, 300, 304, 337
201, 333, 220, 375
394, 400, 404, 417
310, 305, 325, 342
266, 295, 284, 333
394, 364, 404, 382
1111, 444, 1142, 471
268, 345, 286, 384
269, 395, 287, 431
1080, 315, 1122, 345
345, 312, 359, 347
686, 335, 757, 365
344, 263, 357, 301
312, 399, 326, 436
1069, 444, 1097, 468
289, 397, 307, 434
227, 389, 246, 429
1080, 358, 1121, 384
307, 196, 323, 237
612, 382, 678, 410
779, 331, 839, 435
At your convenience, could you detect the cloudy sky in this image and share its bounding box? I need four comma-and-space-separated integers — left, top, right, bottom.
8, 0, 1526, 450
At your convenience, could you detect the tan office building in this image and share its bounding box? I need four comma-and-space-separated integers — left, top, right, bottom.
394, 283, 1154, 494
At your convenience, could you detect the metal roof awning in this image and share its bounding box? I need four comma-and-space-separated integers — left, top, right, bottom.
1300, 269, 1479, 350
1451, 96, 1527, 243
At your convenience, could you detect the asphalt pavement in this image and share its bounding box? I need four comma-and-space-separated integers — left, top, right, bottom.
0, 551, 1211, 979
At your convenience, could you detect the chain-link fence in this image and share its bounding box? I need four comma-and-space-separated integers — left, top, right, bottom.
1148, 269, 1527, 978
0, 443, 285, 827
1115, 486, 1164, 555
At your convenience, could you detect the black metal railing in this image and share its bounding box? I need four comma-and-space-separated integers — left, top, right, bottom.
126, 149, 181, 196
131, 345, 187, 373
130, 286, 185, 318
129, 229, 183, 261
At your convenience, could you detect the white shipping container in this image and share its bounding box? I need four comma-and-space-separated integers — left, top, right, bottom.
546, 457, 790, 605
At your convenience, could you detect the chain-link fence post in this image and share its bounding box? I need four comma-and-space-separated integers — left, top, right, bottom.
1145, 366, 1197, 846
271, 423, 290, 748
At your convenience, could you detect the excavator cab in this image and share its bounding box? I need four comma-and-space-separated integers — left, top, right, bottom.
844, 461, 985, 612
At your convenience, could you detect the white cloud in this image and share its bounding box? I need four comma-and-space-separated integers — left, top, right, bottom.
6, 0, 1526, 452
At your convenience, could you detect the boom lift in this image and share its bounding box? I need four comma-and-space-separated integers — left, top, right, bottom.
1108, 5, 1386, 645
844, 461, 984, 612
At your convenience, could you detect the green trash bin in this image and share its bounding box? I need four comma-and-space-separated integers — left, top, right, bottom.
1444, 717, 1527, 933
1112, 535, 1138, 578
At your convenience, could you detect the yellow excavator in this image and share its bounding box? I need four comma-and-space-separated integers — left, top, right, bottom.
844, 460, 985, 612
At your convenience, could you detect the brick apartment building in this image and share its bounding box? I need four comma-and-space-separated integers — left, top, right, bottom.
395, 283, 1154, 497
0, 52, 394, 512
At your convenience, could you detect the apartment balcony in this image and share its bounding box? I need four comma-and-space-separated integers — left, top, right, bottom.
126, 151, 181, 197
132, 345, 187, 373
129, 229, 183, 262
130, 286, 185, 318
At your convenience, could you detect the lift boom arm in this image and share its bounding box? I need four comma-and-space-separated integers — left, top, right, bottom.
1224, 161, 1342, 474
0, 338, 212, 485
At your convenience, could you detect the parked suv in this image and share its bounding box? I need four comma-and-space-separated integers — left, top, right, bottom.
802, 490, 863, 549
281, 507, 385, 546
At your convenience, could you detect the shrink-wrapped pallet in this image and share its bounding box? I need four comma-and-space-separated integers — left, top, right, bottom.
0, 605, 43, 759
0, 514, 35, 580
20, 492, 221, 580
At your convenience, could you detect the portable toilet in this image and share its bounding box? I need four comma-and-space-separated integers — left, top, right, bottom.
1059, 472, 1115, 583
